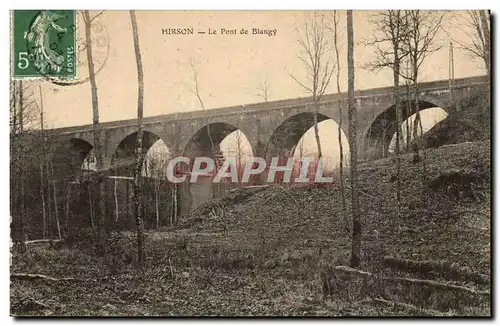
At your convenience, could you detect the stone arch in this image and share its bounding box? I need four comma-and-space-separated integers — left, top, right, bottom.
51, 137, 94, 181
180, 121, 255, 214
111, 130, 167, 177
182, 122, 254, 159
364, 99, 443, 159
265, 112, 341, 159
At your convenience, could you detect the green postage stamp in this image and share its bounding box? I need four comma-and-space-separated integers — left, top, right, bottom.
11, 10, 76, 79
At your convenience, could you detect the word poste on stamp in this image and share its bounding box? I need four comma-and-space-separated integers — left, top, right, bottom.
52, 12, 109, 86
12, 10, 76, 79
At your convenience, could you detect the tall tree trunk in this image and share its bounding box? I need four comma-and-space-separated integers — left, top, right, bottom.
46, 158, 53, 238
83, 10, 106, 252
39, 162, 47, 238
171, 183, 178, 225
448, 41, 456, 114
125, 179, 130, 227
114, 178, 119, 222
39, 85, 47, 238
313, 107, 323, 159
18, 80, 27, 252
382, 126, 386, 158
418, 113, 427, 182
478, 10, 490, 78
412, 73, 421, 163
130, 9, 146, 266
11, 81, 17, 134
338, 103, 348, 232
405, 81, 411, 150
370, 99, 376, 159
333, 10, 348, 231
478, 10, 490, 133
87, 164, 95, 228
347, 10, 361, 268
393, 26, 403, 219
11, 82, 19, 243
155, 182, 160, 228
50, 161, 62, 239
65, 183, 70, 236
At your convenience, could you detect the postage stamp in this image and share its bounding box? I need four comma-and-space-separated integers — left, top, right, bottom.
11, 10, 76, 79
52, 12, 109, 86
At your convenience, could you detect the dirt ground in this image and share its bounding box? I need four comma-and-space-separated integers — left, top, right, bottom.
11, 140, 491, 316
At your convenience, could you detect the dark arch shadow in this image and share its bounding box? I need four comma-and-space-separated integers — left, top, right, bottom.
181, 122, 254, 216
265, 112, 333, 159
111, 130, 164, 177
183, 122, 248, 158
364, 100, 441, 159
52, 138, 93, 181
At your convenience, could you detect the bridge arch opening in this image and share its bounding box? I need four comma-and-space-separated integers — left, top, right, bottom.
267, 112, 331, 158
220, 129, 254, 174
266, 112, 349, 175
388, 107, 448, 154
141, 139, 171, 178
365, 100, 446, 159
182, 122, 254, 211
107, 132, 175, 229
184, 122, 254, 162
52, 137, 93, 181
292, 120, 350, 175
110, 130, 165, 177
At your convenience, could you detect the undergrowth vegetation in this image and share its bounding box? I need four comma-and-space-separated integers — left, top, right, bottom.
11, 140, 491, 316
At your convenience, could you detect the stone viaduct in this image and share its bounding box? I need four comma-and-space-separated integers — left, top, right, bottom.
44, 75, 487, 181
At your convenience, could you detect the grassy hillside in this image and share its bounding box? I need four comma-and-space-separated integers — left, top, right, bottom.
423, 89, 490, 148
11, 140, 491, 316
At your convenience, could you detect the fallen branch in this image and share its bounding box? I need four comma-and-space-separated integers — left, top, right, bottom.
12, 273, 149, 284
359, 189, 377, 199
372, 297, 444, 316
383, 256, 490, 285
330, 266, 489, 296
392, 274, 489, 296
11, 273, 83, 282
229, 185, 269, 192
25, 239, 63, 245
169, 258, 175, 279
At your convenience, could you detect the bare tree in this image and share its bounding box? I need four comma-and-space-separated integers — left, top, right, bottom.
189, 58, 225, 196
82, 10, 106, 252
143, 149, 168, 227
291, 11, 335, 159
369, 10, 408, 218
332, 10, 349, 232
85, 155, 95, 228
256, 76, 270, 103
347, 10, 361, 268
227, 130, 250, 186
189, 58, 215, 152
402, 10, 443, 167
448, 10, 490, 133
38, 84, 47, 238
50, 161, 62, 239
447, 11, 490, 78
401, 58, 412, 151
15, 81, 27, 252
130, 9, 146, 266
